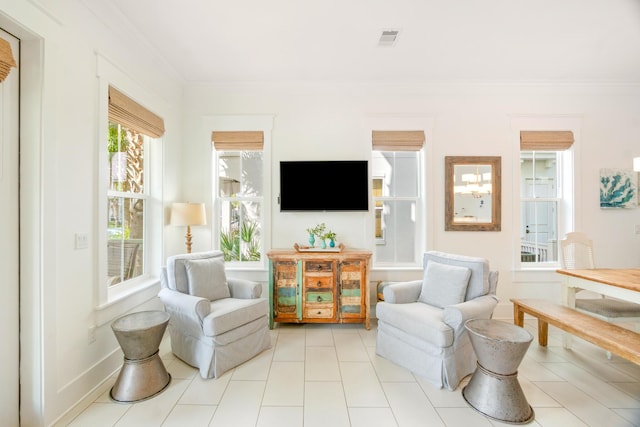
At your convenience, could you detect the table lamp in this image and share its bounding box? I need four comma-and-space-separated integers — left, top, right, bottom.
170, 202, 206, 253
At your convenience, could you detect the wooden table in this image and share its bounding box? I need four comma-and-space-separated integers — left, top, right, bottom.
556, 269, 640, 308
556, 269, 640, 350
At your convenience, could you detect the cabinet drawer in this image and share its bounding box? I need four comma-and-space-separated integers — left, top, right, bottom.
305, 275, 333, 289
305, 307, 333, 318
306, 291, 333, 304
305, 261, 333, 273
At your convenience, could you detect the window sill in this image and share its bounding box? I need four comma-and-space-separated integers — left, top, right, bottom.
95, 275, 161, 327
370, 266, 423, 283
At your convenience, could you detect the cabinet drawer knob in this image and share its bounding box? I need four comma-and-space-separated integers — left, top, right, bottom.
317, 295, 323, 302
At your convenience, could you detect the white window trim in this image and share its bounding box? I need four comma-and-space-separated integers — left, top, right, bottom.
510, 115, 582, 274
95, 54, 165, 325
363, 116, 434, 270
214, 160, 265, 268
371, 152, 424, 268
206, 115, 274, 271
519, 151, 565, 268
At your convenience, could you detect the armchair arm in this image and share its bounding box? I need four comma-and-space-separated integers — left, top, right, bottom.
442, 294, 499, 332
227, 278, 262, 299
383, 280, 422, 304
158, 288, 211, 324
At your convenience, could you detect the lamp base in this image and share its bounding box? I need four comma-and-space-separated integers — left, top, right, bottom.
185, 225, 192, 254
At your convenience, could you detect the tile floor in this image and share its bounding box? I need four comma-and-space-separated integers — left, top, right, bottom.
56, 319, 640, 427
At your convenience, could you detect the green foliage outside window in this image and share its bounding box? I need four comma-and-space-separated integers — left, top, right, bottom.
220, 220, 260, 262
108, 123, 128, 154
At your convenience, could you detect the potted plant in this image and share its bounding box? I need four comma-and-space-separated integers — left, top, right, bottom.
305, 227, 316, 247
313, 223, 327, 248
325, 231, 337, 248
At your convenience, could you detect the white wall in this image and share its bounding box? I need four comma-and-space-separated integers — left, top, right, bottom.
0, 1, 183, 425
182, 82, 640, 319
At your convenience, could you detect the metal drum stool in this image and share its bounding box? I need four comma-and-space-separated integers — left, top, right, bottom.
462, 319, 534, 424
110, 310, 171, 403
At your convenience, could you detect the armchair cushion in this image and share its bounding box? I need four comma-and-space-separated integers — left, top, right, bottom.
418, 261, 471, 308
424, 251, 490, 300
376, 302, 454, 348
202, 298, 268, 337
185, 257, 231, 301
166, 251, 225, 293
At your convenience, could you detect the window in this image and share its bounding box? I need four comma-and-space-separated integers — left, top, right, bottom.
103, 85, 164, 293
107, 123, 146, 285
371, 130, 425, 266
519, 130, 574, 266
213, 131, 264, 264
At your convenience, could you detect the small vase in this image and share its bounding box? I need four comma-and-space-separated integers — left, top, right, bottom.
309, 234, 315, 247
320, 240, 327, 249
329, 239, 335, 248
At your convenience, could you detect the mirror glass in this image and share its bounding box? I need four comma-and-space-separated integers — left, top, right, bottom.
445, 156, 501, 231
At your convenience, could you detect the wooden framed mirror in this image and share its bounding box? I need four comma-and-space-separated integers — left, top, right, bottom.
445, 156, 501, 231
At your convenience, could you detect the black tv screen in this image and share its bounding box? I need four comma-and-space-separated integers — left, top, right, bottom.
279, 160, 369, 211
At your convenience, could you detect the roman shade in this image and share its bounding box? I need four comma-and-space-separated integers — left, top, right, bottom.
372, 130, 425, 151
211, 131, 264, 151
520, 131, 574, 151
0, 37, 16, 83
108, 86, 165, 138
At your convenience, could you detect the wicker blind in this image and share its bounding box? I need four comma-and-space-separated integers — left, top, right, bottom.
211, 131, 264, 151
0, 37, 17, 83
520, 131, 574, 151
372, 130, 425, 151
108, 86, 165, 138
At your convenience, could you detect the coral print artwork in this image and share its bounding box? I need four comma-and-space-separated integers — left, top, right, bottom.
600, 168, 637, 209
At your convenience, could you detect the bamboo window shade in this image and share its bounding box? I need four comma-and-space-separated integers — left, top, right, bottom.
372, 130, 425, 151
108, 86, 165, 138
0, 37, 17, 83
211, 131, 264, 151
520, 130, 574, 151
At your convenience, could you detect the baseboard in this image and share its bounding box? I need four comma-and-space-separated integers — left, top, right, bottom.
48, 348, 122, 427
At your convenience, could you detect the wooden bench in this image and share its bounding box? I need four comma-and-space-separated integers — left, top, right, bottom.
511, 298, 640, 364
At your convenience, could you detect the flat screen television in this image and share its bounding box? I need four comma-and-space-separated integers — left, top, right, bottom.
279, 160, 369, 211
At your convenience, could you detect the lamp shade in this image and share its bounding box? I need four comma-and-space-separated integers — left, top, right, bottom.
0, 37, 17, 83
170, 203, 206, 226
634, 157, 640, 172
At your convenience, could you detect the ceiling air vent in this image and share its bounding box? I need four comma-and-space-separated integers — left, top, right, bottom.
378, 29, 400, 46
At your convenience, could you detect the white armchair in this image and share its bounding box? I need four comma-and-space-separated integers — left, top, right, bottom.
376, 251, 499, 391
159, 251, 271, 378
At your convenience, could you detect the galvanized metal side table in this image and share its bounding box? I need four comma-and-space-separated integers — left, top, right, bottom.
462, 319, 534, 424
110, 310, 171, 403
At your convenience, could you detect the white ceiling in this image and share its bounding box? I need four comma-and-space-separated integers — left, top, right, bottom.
98, 0, 640, 84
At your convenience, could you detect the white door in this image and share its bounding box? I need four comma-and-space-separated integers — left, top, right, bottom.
0, 29, 20, 426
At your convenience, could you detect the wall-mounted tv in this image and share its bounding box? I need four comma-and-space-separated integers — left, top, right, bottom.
279, 160, 369, 212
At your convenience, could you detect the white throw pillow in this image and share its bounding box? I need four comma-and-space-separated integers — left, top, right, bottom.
185, 257, 230, 301
418, 260, 471, 308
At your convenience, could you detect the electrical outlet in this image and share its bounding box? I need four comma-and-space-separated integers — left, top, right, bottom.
75, 233, 88, 249
88, 326, 96, 344
635, 224, 640, 235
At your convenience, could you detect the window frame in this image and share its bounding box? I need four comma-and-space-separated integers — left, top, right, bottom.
206, 115, 274, 273
95, 55, 164, 323
512, 119, 580, 272
371, 148, 426, 268
519, 150, 564, 266
106, 124, 149, 284
214, 149, 265, 268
